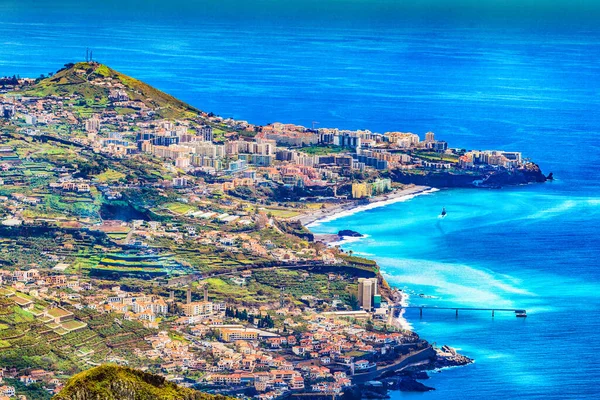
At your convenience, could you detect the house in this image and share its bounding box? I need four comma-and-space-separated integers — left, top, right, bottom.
19, 375, 36, 385
218, 328, 258, 342
0, 386, 15, 397
269, 370, 299, 382
267, 337, 286, 348
354, 359, 371, 370
289, 376, 305, 390
230, 277, 246, 286
29, 370, 52, 380
254, 380, 268, 392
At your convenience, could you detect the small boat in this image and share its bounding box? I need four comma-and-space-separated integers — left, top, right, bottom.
439, 207, 447, 218
515, 311, 527, 318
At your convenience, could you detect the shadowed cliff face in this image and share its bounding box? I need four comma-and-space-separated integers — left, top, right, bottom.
389, 163, 547, 188
53, 365, 232, 400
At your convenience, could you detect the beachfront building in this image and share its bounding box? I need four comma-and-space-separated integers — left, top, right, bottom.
358, 278, 379, 311
371, 178, 392, 195
351, 178, 392, 199
351, 182, 370, 199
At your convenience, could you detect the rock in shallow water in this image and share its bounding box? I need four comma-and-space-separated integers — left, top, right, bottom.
398, 377, 435, 392
338, 229, 363, 237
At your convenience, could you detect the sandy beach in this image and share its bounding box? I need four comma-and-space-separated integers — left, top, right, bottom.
300, 185, 436, 331
395, 291, 412, 331
295, 184, 434, 227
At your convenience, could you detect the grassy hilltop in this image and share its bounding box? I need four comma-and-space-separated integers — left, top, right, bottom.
20, 62, 200, 120
53, 365, 232, 400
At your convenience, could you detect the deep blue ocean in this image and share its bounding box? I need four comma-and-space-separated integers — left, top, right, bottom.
1, 2, 599, 398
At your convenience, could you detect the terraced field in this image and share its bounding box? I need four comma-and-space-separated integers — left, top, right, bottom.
0, 296, 153, 374
89, 252, 187, 278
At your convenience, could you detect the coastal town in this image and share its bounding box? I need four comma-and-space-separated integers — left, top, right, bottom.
0, 62, 539, 399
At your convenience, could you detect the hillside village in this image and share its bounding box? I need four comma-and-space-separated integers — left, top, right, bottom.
0, 62, 528, 399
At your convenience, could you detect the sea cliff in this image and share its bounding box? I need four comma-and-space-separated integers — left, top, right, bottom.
390, 163, 548, 188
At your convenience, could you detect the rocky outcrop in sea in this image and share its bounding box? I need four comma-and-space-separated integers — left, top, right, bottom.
434, 345, 474, 368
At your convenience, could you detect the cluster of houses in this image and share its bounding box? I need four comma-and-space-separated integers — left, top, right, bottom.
0, 367, 63, 397
3, 83, 525, 196
1, 71, 530, 226
83, 117, 525, 195
0, 251, 423, 400
1, 257, 418, 399
149, 312, 422, 398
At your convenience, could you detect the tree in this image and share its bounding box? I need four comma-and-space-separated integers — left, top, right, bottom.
314, 242, 326, 256
348, 293, 359, 311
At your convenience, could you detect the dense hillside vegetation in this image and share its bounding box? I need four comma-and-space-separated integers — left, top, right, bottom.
20, 62, 200, 119
53, 365, 232, 400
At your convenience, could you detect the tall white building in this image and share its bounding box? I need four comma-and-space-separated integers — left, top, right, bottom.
358, 278, 378, 311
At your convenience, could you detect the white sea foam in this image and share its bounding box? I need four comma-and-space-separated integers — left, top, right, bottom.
524, 199, 577, 220
431, 360, 476, 374
307, 187, 439, 228
326, 234, 370, 247
396, 290, 413, 331
381, 257, 533, 308
352, 251, 375, 257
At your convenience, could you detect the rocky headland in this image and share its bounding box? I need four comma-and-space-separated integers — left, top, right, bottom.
390, 162, 550, 188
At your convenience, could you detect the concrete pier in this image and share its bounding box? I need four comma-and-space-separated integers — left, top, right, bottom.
392, 305, 527, 318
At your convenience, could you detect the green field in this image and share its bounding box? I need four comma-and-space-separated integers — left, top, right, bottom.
61, 320, 87, 331
165, 202, 195, 215
94, 169, 126, 183
298, 145, 346, 155
414, 151, 460, 163
263, 208, 301, 218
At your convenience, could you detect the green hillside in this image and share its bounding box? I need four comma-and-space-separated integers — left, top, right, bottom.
0, 294, 154, 376
21, 62, 200, 119
53, 365, 232, 400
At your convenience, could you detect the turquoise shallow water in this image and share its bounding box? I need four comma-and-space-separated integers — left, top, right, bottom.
1, 2, 599, 398
310, 182, 600, 398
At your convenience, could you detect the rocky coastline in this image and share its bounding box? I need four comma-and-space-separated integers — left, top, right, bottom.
303, 190, 479, 398
347, 346, 473, 399
338, 229, 364, 238
389, 162, 551, 188
298, 162, 547, 397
